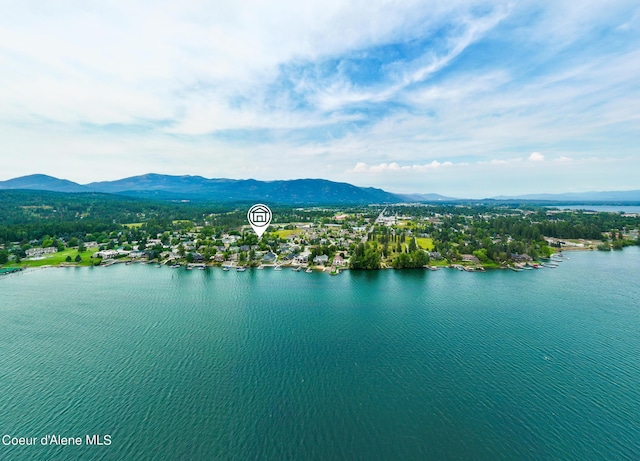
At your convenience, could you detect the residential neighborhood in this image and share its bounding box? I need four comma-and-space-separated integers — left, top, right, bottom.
2, 203, 639, 272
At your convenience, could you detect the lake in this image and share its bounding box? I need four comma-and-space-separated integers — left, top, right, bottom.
1, 248, 639, 460
549, 205, 640, 213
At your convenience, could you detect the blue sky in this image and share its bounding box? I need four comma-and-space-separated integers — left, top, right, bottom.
1, 1, 639, 197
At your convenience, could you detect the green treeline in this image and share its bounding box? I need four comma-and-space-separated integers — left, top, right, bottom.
349, 242, 381, 269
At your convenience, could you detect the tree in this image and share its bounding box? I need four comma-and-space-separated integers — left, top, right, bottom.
350, 242, 381, 269
392, 249, 429, 269
408, 237, 417, 252
392, 252, 411, 268
185, 252, 194, 263
75, 255, 82, 262
472, 249, 489, 263
0, 250, 9, 265
66, 255, 72, 262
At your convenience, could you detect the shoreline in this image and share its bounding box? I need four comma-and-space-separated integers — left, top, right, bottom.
1, 246, 636, 277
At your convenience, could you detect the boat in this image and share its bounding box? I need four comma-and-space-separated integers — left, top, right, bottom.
170, 263, 181, 268
305, 268, 312, 273
293, 266, 301, 272
257, 264, 264, 270
198, 265, 206, 270
222, 266, 230, 271
236, 266, 246, 272
154, 264, 162, 268
274, 265, 282, 271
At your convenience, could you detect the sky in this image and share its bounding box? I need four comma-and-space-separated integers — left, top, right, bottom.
1, 1, 639, 198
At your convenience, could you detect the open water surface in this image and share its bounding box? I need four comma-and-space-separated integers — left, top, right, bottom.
1, 248, 639, 460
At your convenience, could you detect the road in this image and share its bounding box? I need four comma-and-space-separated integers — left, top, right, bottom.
362, 207, 387, 243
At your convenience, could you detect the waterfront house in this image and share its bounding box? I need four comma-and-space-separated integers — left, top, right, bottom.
93, 249, 120, 259
461, 254, 481, 264
332, 255, 346, 266
25, 247, 58, 258
294, 254, 309, 264
262, 252, 277, 263
313, 254, 329, 265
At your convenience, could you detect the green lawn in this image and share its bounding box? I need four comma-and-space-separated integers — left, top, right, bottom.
275, 229, 299, 238
415, 237, 434, 250
123, 222, 144, 228
481, 261, 501, 269
3, 248, 99, 268
430, 259, 449, 266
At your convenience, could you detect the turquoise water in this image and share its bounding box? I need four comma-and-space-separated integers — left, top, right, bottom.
1, 249, 639, 460
550, 205, 640, 213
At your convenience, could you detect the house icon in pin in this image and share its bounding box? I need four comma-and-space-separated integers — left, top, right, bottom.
248, 204, 271, 227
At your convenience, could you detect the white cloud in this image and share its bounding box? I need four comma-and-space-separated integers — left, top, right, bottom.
528, 152, 545, 162
553, 156, 574, 163
349, 160, 459, 173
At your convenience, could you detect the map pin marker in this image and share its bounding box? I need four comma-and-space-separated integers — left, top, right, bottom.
247, 204, 272, 239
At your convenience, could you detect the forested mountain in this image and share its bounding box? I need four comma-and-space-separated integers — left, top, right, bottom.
2, 174, 639, 204
1, 174, 402, 204
0, 174, 89, 193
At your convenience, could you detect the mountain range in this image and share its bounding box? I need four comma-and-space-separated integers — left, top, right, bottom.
0, 174, 639, 204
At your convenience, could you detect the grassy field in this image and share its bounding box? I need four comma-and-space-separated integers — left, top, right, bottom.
430, 259, 449, 266
123, 222, 144, 228
415, 237, 434, 250
3, 248, 99, 268
275, 229, 299, 238
481, 261, 502, 269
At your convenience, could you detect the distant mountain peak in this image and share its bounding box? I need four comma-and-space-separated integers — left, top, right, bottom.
0, 174, 88, 193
